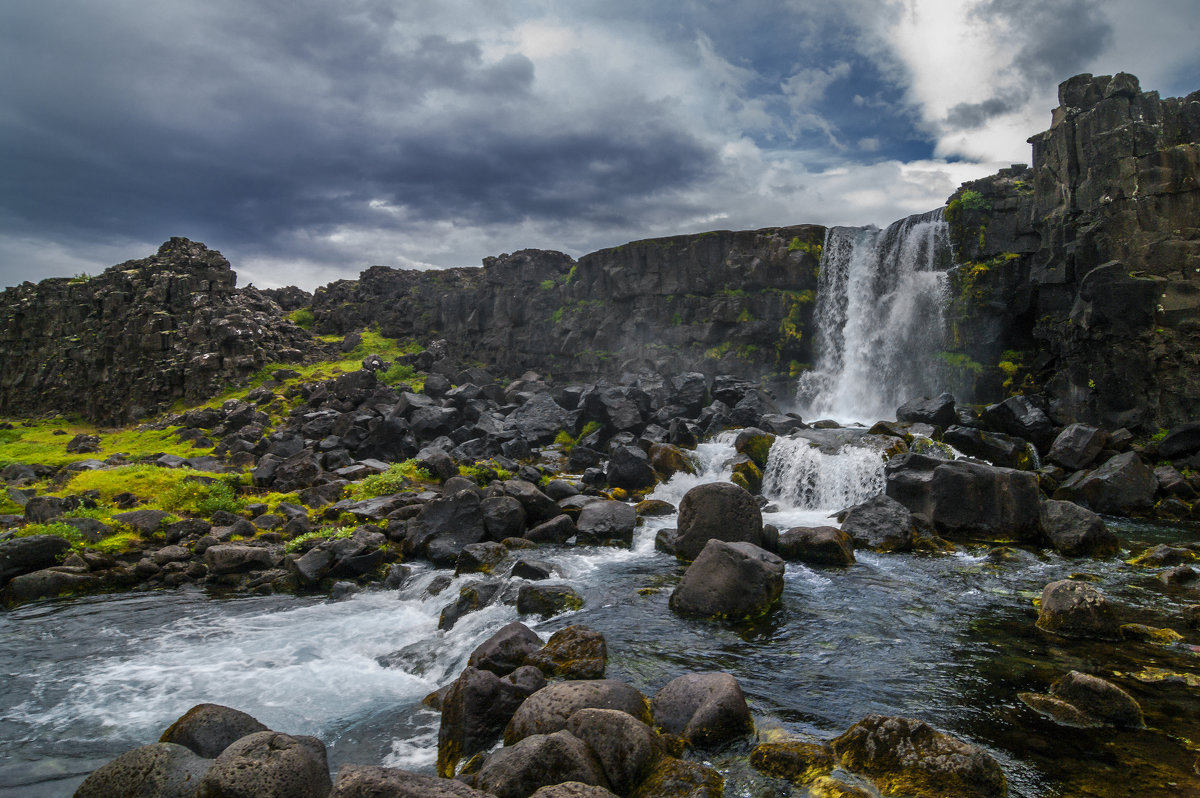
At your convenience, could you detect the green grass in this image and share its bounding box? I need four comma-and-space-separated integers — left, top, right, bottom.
0, 418, 197, 469
348, 460, 433, 499
158, 479, 245, 517
286, 308, 315, 329
285, 525, 354, 553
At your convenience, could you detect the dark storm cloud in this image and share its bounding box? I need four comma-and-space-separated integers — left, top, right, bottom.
0, 0, 718, 281
943, 96, 1019, 129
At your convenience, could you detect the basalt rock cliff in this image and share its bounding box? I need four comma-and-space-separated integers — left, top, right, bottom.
309, 226, 824, 390
0, 238, 315, 424
944, 72, 1200, 430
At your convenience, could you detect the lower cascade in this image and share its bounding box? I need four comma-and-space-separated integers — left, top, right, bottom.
761, 435, 886, 512
797, 209, 952, 422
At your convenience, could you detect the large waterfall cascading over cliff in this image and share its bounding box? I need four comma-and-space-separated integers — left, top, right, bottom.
796, 209, 952, 422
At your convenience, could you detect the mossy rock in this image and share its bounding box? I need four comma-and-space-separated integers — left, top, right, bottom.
525, 625, 607, 680
634, 499, 675, 517
749, 740, 835, 783
1120, 623, 1184, 645
628, 757, 723, 798
734, 428, 775, 469
730, 456, 763, 494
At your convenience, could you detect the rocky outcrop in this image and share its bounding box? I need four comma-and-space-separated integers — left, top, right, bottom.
944, 73, 1200, 430
308, 226, 825, 387
0, 238, 316, 423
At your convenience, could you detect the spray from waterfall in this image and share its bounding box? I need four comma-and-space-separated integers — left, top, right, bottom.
796, 209, 952, 422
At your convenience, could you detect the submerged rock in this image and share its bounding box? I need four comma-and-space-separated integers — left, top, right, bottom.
1036, 579, 1122, 640
831, 714, 1007, 798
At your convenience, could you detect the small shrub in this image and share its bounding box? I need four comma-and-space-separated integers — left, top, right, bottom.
285, 525, 354, 553
160, 479, 245, 517
352, 460, 432, 499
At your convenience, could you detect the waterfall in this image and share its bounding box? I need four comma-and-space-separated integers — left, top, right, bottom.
761, 436, 886, 512
796, 209, 952, 422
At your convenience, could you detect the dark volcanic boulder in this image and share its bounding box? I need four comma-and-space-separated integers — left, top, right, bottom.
606, 445, 656, 491
198, 730, 331, 798
0, 534, 72, 585
650, 672, 753, 748
1054, 451, 1157, 515
941, 426, 1034, 470
776, 526, 855, 565
507, 393, 570, 446
838, 494, 914, 552
896, 393, 958, 428
1036, 579, 1122, 640
407, 490, 487, 565
74, 742, 212, 798
575, 501, 636, 547
674, 482, 764, 561
1038, 500, 1119, 557
482, 496, 527, 541
669, 540, 784, 620
1157, 422, 1200, 460
438, 665, 545, 777
476, 729, 609, 798
565, 708, 658, 795
159, 703, 269, 758
468, 621, 544, 676
982, 395, 1055, 451
503, 480, 562, 526
831, 715, 1006, 798
203, 543, 282, 575
1047, 423, 1107, 470
330, 765, 494, 797
885, 454, 1040, 542
525, 625, 608, 680
505, 680, 651, 745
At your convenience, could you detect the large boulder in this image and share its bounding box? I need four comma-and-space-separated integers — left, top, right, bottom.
1038, 500, 1119, 557
838, 494, 915, 552
669, 540, 784, 621
650, 672, 753, 748
940, 426, 1034, 470
674, 482, 764, 561
467, 621, 544, 676
1156, 422, 1200, 459
203, 544, 282, 575
438, 666, 546, 777
482, 496, 527, 541
0, 534, 72, 585
505, 680, 651, 745
574, 501, 636, 548
1036, 579, 1122, 640
565, 708, 659, 795
475, 730, 609, 798
73, 742, 212, 798
896, 393, 958, 428
1053, 451, 1157, 515
407, 490, 487, 565
982, 395, 1055, 451
506, 393, 570, 445
159, 703, 269, 758
503, 480, 563, 526
885, 454, 1040, 542
606, 445, 656, 491
525, 625, 607, 680
197, 730, 331, 798
1047, 424, 1107, 470
776, 526, 855, 566
329, 765, 494, 797
832, 715, 1006, 798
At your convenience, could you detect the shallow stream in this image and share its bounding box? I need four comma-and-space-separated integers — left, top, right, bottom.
3, 437, 1200, 796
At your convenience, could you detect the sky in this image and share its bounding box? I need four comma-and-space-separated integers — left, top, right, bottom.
1, 1, 1197, 291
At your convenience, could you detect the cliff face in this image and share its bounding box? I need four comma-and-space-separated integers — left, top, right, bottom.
0, 238, 315, 424
945, 73, 1200, 430
310, 225, 825, 389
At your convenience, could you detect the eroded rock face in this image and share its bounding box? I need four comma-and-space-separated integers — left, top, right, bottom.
831, 715, 1007, 798
944, 73, 1200, 431
0, 238, 315, 423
